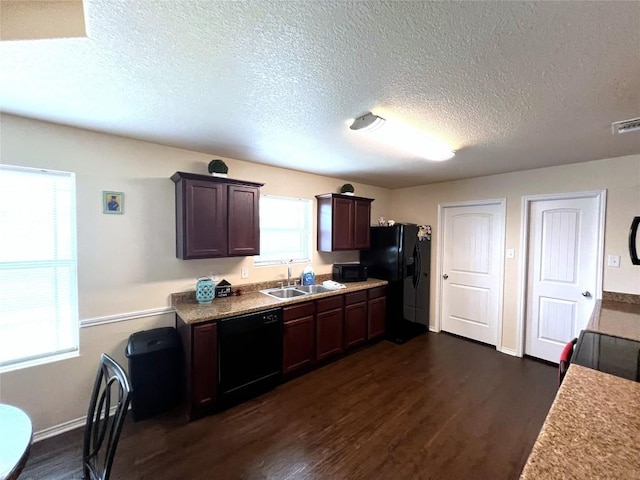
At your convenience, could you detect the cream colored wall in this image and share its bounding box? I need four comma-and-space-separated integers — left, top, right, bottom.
0, 114, 391, 434
389, 154, 640, 352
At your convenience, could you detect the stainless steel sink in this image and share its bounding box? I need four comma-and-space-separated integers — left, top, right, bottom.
260, 284, 331, 300
295, 285, 331, 294
261, 288, 307, 299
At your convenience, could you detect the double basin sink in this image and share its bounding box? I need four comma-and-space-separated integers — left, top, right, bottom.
260, 284, 331, 300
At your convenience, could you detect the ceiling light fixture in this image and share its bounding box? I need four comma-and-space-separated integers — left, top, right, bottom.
350, 112, 386, 132
611, 117, 640, 135
349, 111, 455, 161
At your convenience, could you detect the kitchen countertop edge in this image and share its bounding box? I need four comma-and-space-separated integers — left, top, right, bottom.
520, 364, 640, 479
173, 278, 388, 325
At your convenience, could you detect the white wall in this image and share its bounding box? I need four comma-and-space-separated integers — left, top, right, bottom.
0, 114, 391, 435
389, 154, 640, 352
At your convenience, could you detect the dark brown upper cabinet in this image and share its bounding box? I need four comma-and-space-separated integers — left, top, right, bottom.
171, 172, 263, 259
316, 193, 373, 252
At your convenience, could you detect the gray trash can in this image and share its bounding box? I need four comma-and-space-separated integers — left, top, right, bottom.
125, 327, 183, 421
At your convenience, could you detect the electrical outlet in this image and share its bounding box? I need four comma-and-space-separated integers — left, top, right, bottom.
241, 267, 249, 279
607, 254, 620, 268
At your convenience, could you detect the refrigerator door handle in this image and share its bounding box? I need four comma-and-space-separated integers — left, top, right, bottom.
414, 246, 421, 288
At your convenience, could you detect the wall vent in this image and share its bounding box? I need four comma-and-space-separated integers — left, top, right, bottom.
611, 117, 640, 135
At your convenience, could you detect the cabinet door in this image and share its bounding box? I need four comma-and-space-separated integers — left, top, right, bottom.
316, 308, 344, 360
283, 315, 315, 374
192, 323, 217, 408
181, 179, 227, 259
228, 185, 260, 256
368, 296, 386, 340
332, 197, 354, 250
344, 301, 367, 349
354, 199, 372, 249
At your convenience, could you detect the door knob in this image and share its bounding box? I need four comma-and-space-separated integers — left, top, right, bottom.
443, 274, 449, 279
581, 291, 591, 298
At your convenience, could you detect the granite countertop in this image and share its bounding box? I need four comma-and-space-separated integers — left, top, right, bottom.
520, 364, 640, 479
587, 298, 640, 342
172, 278, 388, 325
521, 291, 640, 479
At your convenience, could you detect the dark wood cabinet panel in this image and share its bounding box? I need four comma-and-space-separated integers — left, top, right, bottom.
283, 315, 315, 374
368, 295, 386, 340
316, 308, 344, 361
171, 172, 263, 259
176, 178, 227, 258
344, 301, 367, 349
332, 197, 354, 250
354, 199, 372, 249
316, 193, 373, 252
228, 184, 260, 256
283, 302, 315, 375
316, 295, 344, 313
192, 323, 218, 410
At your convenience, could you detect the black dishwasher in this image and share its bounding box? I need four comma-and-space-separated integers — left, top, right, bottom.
217, 308, 283, 407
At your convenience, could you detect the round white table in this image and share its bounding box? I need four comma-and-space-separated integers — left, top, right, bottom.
0, 404, 32, 480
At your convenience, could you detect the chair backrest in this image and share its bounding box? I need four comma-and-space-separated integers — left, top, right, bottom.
83, 353, 132, 480
558, 338, 578, 387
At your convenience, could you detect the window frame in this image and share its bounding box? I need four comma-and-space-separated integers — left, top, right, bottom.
254, 194, 313, 267
0, 164, 80, 373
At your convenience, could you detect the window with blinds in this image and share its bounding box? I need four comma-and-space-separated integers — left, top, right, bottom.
0, 165, 79, 371
254, 195, 312, 266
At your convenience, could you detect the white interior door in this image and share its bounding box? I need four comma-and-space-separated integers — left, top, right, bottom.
441, 202, 504, 345
524, 195, 601, 363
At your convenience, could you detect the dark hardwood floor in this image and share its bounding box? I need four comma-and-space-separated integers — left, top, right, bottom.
21, 332, 557, 480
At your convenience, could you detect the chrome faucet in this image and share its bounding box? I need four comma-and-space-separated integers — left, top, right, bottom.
287, 265, 292, 286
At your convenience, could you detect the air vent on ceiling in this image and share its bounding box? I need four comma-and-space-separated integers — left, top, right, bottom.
611, 117, 640, 135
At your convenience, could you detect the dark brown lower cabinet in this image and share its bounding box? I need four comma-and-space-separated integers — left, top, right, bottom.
316, 296, 344, 361
367, 286, 387, 340
344, 291, 367, 350
282, 302, 315, 375
177, 318, 218, 420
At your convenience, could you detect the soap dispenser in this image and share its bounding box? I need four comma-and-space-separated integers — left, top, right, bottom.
301, 264, 315, 286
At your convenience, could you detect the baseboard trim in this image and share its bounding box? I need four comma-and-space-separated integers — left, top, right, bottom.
34, 404, 124, 442
33, 416, 85, 442
80, 306, 174, 328
500, 347, 519, 357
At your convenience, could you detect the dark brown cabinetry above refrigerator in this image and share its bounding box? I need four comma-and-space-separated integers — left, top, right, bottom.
171, 172, 263, 259
316, 193, 373, 252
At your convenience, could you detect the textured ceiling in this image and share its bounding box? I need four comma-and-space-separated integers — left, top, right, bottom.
1, 0, 639, 188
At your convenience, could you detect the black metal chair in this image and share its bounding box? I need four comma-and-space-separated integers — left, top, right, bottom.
83, 353, 132, 480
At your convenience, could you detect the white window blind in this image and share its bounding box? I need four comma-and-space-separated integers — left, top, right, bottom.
254, 195, 312, 266
0, 165, 79, 371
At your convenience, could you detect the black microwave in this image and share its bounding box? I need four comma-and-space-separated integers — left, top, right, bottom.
333, 263, 368, 282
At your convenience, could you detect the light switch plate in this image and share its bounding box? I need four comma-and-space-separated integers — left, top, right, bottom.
607, 254, 620, 268
241, 267, 249, 278
506, 249, 515, 259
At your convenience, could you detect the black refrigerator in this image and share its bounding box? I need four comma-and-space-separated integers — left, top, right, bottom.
360, 224, 430, 344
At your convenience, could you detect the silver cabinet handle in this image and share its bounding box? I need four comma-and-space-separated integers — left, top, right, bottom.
582, 291, 591, 297
443, 274, 449, 279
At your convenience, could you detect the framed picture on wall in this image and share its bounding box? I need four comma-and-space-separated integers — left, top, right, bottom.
103, 191, 124, 214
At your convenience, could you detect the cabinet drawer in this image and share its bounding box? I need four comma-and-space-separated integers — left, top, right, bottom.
316, 295, 344, 313
283, 302, 314, 322
368, 286, 386, 299
345, 290, 367, 305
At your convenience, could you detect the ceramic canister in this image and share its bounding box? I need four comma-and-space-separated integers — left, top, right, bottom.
196, 277, 215, 304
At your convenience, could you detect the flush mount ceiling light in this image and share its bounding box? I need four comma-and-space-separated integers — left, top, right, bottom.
349, 112, 455, 161
350, 112, 386, 132
611, 117, 640, 135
